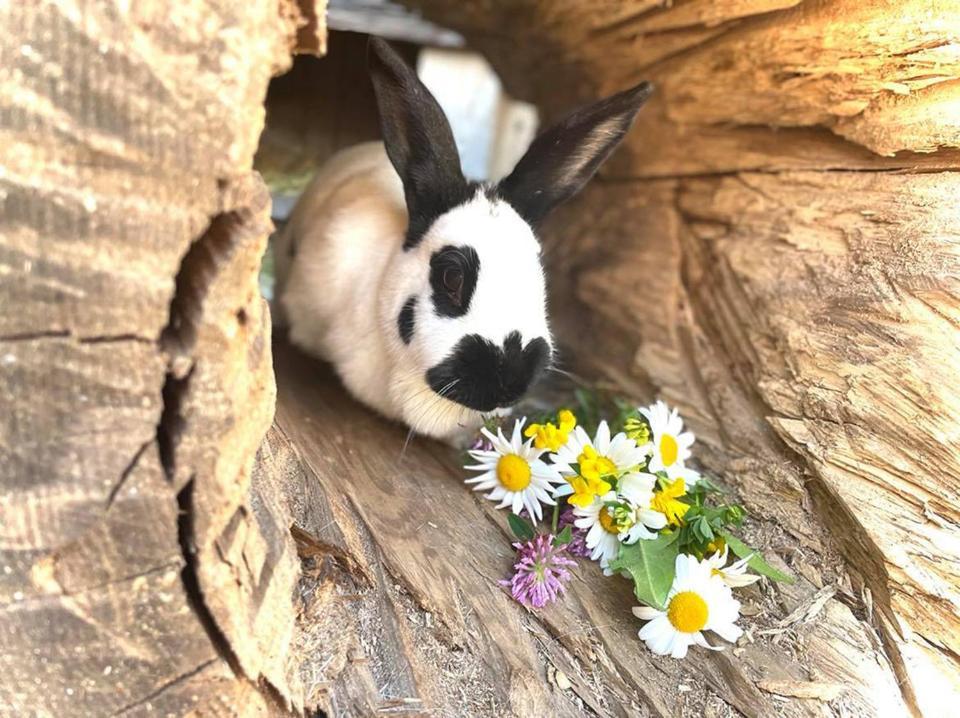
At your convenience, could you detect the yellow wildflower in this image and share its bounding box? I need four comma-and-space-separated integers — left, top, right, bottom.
565, 474, 612, 508
577, 444, 617, 483
705, 536, 726, 557
524, 409, 577, 452
650, 478, 690, 526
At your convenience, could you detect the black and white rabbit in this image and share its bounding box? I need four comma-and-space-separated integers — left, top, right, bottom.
274, 38, 652, 442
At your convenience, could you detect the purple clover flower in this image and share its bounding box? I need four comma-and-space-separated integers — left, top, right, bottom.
558, 505, 590, 558
470, 434, 494, 452
501, 534, 577, 609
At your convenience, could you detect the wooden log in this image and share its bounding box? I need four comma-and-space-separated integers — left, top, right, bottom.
4, 0, 958, 715
0, 1, 325, 714
267, 341, 909, 717
407, 0, 960, 714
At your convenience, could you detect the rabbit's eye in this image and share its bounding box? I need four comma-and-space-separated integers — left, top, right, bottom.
430, 244, 479, 318
443, 267, 464, 303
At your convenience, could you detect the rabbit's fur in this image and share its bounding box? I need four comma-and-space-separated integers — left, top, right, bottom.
275, 39, 652, 442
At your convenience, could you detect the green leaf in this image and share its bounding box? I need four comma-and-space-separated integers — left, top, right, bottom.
719, 531, 795, 584
553, 525, 573, 546
508, 513, 536, 542
608, 532, 680, 610
697, 517, 714, 541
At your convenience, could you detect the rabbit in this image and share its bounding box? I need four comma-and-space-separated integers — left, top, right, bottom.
273, 38, 652, 443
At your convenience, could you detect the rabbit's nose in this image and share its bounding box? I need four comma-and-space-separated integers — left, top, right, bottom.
425, 331, 551, 412
497, 331, 550, 406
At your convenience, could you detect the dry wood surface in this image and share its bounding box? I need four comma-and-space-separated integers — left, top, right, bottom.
3, 0, 959, 715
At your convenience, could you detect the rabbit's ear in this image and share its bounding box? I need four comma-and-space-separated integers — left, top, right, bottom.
368, 37, 468, 247
497, 81, 653, 226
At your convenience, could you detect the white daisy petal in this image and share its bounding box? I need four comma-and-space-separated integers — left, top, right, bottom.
464, 464, 495, 473
595, 421, 611, 453
637, 508, 667, 530
693, 633, 724, 651
510, 419, 524, 448
673, 634, 695, 659
632, 606, 661, 620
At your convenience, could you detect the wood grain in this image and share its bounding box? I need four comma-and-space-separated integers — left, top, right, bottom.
266, 341, 908, 717
0, 1, 324, 714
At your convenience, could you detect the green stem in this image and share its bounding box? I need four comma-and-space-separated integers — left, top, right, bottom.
551, 501, 560, 534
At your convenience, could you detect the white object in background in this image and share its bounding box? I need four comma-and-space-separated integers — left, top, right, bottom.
489, 100, 539, 183
417, 48, 538, 182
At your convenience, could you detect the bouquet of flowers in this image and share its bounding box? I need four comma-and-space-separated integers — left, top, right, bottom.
463, 397, 792, 658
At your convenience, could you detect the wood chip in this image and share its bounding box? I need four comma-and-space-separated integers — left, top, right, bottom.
757, 680, 845, 702
777, 585, 837, 628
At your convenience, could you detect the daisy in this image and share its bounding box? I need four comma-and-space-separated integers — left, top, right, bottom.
641, 400, 698, 483
524, 409, 577, 452
573, 492, 624, 570
616, 472, 668, 542
553, 421, 650, 506
464, 419, 564, 523
632, 554, 743, 659
704, 545, 760, 588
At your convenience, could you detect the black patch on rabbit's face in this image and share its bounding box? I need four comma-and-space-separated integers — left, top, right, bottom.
425, 331, 550, 412
404, 182, 481, 250
398, 296, 416, 344
430, 245, 480, 318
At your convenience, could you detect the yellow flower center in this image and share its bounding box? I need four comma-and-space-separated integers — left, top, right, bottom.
598, 508, 619, 534
497, 454, 532, 491
660, 434, 679, 467
667, 591, 709, 633
578, 445, 617, 482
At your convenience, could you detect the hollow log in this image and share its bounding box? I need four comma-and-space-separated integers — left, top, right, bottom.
408, 0, 960, 714
1, 1, 323, 713
3, 0, 959, 716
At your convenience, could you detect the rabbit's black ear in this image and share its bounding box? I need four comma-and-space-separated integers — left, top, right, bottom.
368, 37, 469, 248
497, 81, 653, 227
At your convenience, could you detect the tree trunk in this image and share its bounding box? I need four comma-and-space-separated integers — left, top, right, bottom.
1, 1, 324, 714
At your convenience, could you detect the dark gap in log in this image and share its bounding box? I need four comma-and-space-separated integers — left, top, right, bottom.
78, 333, 154, 345
105, 438, 154, 510
160, 209, 248, 356
156, 208, 249, 480
111, 658, 218, 717
176, 478, 242, 675
157, 364, 195, 481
